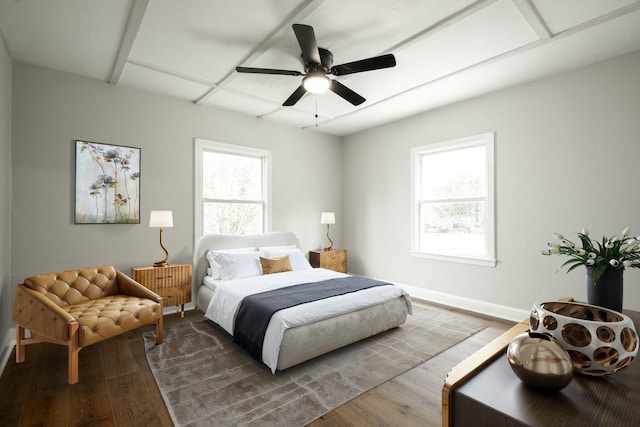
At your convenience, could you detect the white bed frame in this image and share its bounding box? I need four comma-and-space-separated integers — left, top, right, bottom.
192, 231, 409, 370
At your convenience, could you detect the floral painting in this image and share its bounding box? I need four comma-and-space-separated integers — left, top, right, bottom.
75, 140, 140, 224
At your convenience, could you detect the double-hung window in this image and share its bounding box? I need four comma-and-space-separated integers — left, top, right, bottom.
195, 138, 271, 239
411, 132, 495, 266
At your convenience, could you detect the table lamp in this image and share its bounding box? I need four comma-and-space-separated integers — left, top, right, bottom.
149, 210, 173, 267
321, 212, 335, 251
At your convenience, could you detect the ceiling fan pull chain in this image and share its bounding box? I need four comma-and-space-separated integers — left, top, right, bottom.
315, 96, 319, 127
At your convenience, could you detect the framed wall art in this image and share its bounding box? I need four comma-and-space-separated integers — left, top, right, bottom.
75, 140, 141, 224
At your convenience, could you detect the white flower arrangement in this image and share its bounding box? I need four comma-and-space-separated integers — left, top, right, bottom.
542, 227, 640, 282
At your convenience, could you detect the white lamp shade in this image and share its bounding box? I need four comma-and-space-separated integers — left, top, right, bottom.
149, 210, 173, 228
320, 212, 335, 225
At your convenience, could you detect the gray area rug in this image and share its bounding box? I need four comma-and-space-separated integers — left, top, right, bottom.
143, 305, 486, 426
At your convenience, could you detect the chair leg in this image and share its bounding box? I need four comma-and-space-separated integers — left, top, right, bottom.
68, 322, 80, 385
156, 307, 164, 345
16, 325, 26, 363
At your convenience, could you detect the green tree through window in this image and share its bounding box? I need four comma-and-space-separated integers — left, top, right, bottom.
411, 133, 495, 266
195, 139, 271, 238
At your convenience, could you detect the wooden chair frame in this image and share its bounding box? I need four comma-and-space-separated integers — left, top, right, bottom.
13, 266, 164, 384
15, 317, 162, 384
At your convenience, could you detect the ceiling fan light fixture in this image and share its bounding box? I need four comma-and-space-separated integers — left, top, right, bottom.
303, 74, 330, 94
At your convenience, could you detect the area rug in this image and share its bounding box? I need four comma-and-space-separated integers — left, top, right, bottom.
143, 305, 486, 426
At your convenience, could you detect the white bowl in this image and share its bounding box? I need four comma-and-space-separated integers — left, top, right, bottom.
530, 301, 638, 376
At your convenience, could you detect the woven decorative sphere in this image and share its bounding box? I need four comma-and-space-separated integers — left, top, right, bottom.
530, 301, 638, 376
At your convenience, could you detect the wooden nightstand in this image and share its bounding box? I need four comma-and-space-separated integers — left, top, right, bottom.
132, 264, 192, 317
309, 249, 347, 273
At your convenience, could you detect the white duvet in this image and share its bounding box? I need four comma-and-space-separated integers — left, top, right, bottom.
204, 268, 412, 372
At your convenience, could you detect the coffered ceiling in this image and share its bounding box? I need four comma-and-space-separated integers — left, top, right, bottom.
1, 0, 639, 136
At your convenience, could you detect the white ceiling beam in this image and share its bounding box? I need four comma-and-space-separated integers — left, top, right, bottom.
257, 101, 334, 121
194, 0, 326, 105
224, 86, 286, 109
109, 0, 149, 85
385, 0, 500, 54
513, 0, 552, 40
127, 58, 218, 87
553, 0, 640, 38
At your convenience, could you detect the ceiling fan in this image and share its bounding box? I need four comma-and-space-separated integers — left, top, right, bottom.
236, 24, 396, 107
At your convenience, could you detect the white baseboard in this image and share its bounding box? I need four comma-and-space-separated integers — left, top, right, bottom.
396, 282, 529, 322
0, 327, 15, 377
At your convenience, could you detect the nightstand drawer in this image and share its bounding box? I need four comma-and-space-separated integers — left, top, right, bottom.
132, 264, 192, 308
309, 249, 347, 273
153, 285, 188, 306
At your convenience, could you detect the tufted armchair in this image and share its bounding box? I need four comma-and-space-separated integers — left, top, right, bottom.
13, 265, 163, 384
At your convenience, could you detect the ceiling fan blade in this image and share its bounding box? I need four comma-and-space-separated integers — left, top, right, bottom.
292, 24, 321, 65
330, 53, 396, 76
236, 66, 302, 76
282, 85, 307, 106
329, 80, 365, 106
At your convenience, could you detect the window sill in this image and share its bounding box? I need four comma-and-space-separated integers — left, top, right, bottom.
410, 251, 496, 267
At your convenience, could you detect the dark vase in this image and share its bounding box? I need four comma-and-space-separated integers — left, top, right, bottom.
586, 266, 624, 312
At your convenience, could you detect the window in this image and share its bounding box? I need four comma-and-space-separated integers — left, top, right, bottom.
411, 133, 495, 266
195, 139, 271, 239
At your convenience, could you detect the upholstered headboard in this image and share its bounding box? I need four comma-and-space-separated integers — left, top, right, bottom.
192, 231, 301, 307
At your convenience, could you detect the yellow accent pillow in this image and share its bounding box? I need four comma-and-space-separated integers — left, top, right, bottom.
260, 255, 293, 275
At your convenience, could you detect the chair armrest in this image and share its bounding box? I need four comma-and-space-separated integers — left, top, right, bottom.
13, 284, 76, 342
116, 270, 162, 303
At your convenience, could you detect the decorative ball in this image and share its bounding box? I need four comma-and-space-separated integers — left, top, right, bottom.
530, 301, 638, 376
507, 332, 574, 392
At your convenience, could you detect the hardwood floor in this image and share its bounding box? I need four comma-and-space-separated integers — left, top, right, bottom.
0, 302, 513, 426
307, 303, 513, 427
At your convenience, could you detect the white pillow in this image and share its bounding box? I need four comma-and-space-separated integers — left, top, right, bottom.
206, 247, 255, 279
262, 248, 312, 271
214, 250, 264, 280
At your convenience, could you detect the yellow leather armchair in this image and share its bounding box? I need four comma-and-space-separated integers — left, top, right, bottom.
13, 265, 163, 384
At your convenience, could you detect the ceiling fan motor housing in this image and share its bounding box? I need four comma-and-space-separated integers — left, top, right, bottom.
302, 48, 333, 73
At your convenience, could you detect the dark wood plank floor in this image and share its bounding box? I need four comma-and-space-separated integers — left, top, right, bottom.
0, 302, 512, 426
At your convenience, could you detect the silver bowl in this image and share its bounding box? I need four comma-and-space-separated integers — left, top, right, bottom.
507, 331, 574, 392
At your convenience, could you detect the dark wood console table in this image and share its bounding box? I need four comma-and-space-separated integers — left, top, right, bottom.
443, 309, 640, 426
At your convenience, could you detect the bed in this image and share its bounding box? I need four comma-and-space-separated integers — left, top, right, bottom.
192, 231, 412, 372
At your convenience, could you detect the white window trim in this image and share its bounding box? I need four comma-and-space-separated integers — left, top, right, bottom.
194, 138, 272, 242
410, 132, 496, 267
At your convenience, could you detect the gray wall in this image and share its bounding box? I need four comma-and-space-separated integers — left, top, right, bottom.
10, 63, 343, 286
5, 49, 640, 367
0, 34, 12, 367
343, 50, 640, 319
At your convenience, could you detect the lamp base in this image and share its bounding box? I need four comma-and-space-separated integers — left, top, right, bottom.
323, 247, 333, 251
153, 261, 169, 267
